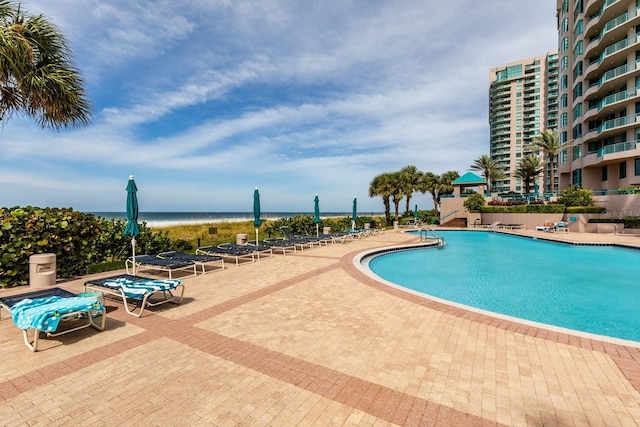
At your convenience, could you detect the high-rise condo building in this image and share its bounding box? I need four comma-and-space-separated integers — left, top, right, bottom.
489, 52, 558, 194
557, 0, 640, 192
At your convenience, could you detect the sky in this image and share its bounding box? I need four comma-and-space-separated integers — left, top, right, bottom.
0, 0, 558, 213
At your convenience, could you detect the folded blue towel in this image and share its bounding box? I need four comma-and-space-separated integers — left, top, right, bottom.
102, 277, 182, 299
10, 296, 104, 332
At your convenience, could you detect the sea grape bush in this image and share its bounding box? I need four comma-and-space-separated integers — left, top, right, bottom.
263, 215, 378, 237
0, 207, 189, 288
0, 206, 100, 287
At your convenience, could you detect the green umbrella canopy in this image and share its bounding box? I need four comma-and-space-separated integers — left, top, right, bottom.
253, 187, 262, 228
313, 195, 320, 224
352, 197, 357, 222
124, 175, 140, 238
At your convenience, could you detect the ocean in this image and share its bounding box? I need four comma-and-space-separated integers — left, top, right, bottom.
88, 212, 367, 227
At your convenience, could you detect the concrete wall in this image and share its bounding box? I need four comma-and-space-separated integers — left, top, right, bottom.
479, 213, 564, 231
593, 194, 640, 216
440, 193, 640, 233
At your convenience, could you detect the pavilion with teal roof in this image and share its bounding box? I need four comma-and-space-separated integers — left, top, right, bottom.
451, 172, 486, 197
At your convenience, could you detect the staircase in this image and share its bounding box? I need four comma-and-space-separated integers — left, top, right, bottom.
440, 217, 467, 228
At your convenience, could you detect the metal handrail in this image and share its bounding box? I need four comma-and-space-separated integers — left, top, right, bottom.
420, 228, 445, 247
439, 210, 458, 223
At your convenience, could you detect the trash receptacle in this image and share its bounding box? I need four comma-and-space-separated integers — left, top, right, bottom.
236, 233, 247, 245
323, 226, 331, 235
29, 253, 56, 288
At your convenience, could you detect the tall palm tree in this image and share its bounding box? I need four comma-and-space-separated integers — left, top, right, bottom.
470, 154, 503, 193
399, 165, 423, 214
388, 171, 404, 222
419, 171, 459, 215
488, 167, 507, 192
529, 129, 560, 194
369, 172, 394, 224
512, 154, 544, 194
0, 1, 91, 129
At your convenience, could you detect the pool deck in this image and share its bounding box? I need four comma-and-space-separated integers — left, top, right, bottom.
1, 228, 640, 426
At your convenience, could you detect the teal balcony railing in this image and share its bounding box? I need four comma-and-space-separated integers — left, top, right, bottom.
596, 140, 637, 157
599, 113, 639, 133
599, 87, 637, 109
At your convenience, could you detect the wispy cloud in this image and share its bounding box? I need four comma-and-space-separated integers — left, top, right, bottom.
0, 0, 558, 212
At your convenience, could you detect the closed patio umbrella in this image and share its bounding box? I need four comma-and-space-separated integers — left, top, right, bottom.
414, 204, 419, 223
352, 197, 357, 231
124, 175, 140, 274
313, 194, 320, 237
253, 187, 262, 244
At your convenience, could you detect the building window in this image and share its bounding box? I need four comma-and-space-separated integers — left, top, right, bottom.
561, 56, 569, 70
561, 75, 568, 89
573, 19, 583, 37
602, 165, 608, 181
573, 41, 583, 61
572, 169, 582, 186
635, 158, 640, 176
562, 37, 569, 51
620, 161, 627, 179
573, 145, 581, 160
562, 18, 569, 33
561, 94, 568, 108
573, 104, 582, 120
560, 150, 567, 164
561, 112, 568, 126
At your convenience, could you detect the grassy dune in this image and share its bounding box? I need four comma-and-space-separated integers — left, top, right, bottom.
150, 220, 275, 249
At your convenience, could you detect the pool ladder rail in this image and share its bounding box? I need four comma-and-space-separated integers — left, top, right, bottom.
419, 228, 445, 248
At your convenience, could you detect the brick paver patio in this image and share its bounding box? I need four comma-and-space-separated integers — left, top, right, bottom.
1, 229, 639, 426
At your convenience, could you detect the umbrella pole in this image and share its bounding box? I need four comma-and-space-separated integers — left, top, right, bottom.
316, 223, 319, 238
132, 237, 136, 275
255, 228, 259, 245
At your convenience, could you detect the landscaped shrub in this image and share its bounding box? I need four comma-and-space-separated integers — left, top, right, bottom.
0, 206, 101, 288
463, 193, 486, 211
0, 208, 195, 288
557, 186, 594, 206
566, 206, 606, 214
525, 204, 566, 213
263, 214, 387, 236
588, 216, 640, 228
480, 205, 527, 213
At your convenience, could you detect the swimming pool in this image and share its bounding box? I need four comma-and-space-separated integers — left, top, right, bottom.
365, 231, 640, 343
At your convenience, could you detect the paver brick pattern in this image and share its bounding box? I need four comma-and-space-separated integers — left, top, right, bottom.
0, 229, 639, 426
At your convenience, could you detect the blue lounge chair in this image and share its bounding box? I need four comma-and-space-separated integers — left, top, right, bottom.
218, 243, 273, 260
84, 274, 184, 318
158, 251, 225, 274
279, 226, 320, 249
196, 245, 256, 265
250, 239, 297, 255
126, 254, 197, 278
553, 221, 569, 232
0, 287, 106, 351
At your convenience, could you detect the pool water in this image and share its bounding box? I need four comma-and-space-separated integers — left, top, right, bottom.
367, 231, 640, 343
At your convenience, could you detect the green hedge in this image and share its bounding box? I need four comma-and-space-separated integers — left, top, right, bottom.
0, 206, 193, 288
588, 217, 640, 228
480, 204, 566, 214
565, 206, 606, 213
0, 206, 101, 287
263, 214, 383, 237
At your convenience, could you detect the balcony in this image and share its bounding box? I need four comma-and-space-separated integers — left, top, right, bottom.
584, 61, 637, 101
597, 113, 640, 139
582, 140, 639, 167
583, 34, 639, 81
